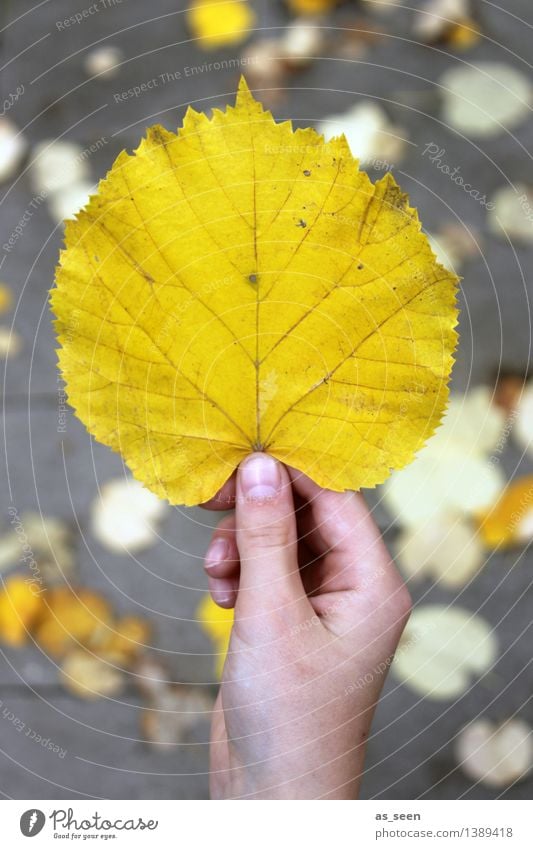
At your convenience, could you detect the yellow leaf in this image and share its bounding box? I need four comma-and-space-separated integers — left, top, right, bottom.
197, 593, 233, 678
448, 19, 481, 50
478, 475, 533, 549
0, 576, 45, 647
96, 615, 151, 662
187, 0, 255, 49
51, 79, 459, 506
0, 283, 13, 314
287, 0, 339, 12
35, 587, 113, 656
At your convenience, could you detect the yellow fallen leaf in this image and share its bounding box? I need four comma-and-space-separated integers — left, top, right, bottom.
197, 593, 233, 678
478, 475, 533, 549
188, 0, 255, 49
448, 19, 481, 49
0, 576, 45, 647
0, 284, 13, 314
96, 615, 151, 662
287, 0, 338, 12
51, 79, 459, 506
35, 586, 113, 656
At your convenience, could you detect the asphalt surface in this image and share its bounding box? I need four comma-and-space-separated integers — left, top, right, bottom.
0, 0, 532, 800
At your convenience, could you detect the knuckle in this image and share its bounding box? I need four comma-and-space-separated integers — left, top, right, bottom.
242, 520, 293, 552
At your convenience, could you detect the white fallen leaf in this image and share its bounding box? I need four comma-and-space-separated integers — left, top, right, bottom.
61, 649, 124, 699
392, 605, 497, 699
428, 224, 480, 272
456, 718, 533, 787
488, 184, 533, 245
413, 0, 470, 41
241, 39, 286, 91
0, 118, 27, 183
0, 326, 22, 358
141, 686, 213, 748
317, 101, 407, 166
281, 20, 324, 68
0, 513, 74, 580
91, 478, 168, 552
513, 382, 533, 456
428, 232, 462, 273
383, 389, 507, 526
435, 387, 506, 456
440, 63, 532, 137
384, 449, 505, 526
47, 180, 95, 223
29, 140, 90, 196
84, 46, 123, 79
396, 515, 485, 587
0, 535, 20, 573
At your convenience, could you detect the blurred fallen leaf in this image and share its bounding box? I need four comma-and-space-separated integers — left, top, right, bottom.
29, 140, 96, 224
513, 382, 533, 457
0, 512, 75, 584
287, 0, 338, 12
96, 615, 152, 664
447, 18, 481, 49
0, 576, 45, 647
0, 118, 27, 183
489, 184, 533, 245
36, 586, 113, 657
318, 101, 408, 166
197, 593, 233, 678
141, 685, 213, 748
392, 605, 497, 699
281, 20, 325, 69
383, 388, 507, 526
440, 63, 532, 137
91, 478, 168, 552
0, 284, 13, 314
456, 718, 533, 787
478, 475, 533, 549
61, 648, 125, 699
84, 46, 123, 79
428, 224, 480, 272
47, 180, 95, 224
396, 514, 485, 587
188, 0, 256, 49
493, 371, 526, 417
134, 655, 214, 748
0, 327, 22, 359
29, 140, 90, 195
51, 80, 458, 506
413, 0, 480, 49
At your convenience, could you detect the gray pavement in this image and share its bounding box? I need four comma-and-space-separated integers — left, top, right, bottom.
0, 0, 532, 800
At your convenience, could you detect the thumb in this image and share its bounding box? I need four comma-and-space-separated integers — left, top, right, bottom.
234, 453, 307, 618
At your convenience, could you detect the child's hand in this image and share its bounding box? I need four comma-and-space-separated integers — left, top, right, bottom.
201, 454, 412, 800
